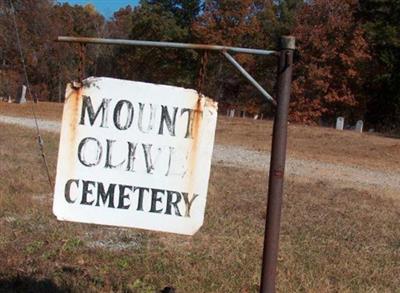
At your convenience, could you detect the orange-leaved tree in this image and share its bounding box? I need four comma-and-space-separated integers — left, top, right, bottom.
291, 0, 370, 124
192, 0, 263, 104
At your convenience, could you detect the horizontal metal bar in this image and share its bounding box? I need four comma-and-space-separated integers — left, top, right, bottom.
57, 36, 277, 56
222, 51, 277, 106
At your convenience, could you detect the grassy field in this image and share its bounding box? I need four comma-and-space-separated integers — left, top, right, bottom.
0, 103, 399, 292
2, 101, 399, 172
0, 102, 63, 122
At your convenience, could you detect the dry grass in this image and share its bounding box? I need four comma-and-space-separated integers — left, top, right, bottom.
0, 123, 399, 292
0, 101, 63, 121
2, 101, 399, 171
216, 117, 400, 172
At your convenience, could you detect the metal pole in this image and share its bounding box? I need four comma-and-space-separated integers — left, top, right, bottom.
260, 36, 295, 293
56, 36, 278, 107
56, 36, 277, 56
222, 51, 276, 106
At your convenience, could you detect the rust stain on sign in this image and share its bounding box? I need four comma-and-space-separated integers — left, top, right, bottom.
188, 99, 202, 169
186, 96, 217, 198
61, 84, 83, 178
66, 85, 82, 141
53, 77, 218, 235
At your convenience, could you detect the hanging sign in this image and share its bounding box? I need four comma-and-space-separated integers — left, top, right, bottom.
53, 77, 218, 235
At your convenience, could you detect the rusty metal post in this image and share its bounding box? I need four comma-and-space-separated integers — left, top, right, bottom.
260, 36, 295, 293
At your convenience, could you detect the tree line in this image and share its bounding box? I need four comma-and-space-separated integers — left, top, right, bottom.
0, 0, 399, 131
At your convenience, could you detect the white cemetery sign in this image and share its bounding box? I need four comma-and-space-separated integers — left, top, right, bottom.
53, 77, 218, 235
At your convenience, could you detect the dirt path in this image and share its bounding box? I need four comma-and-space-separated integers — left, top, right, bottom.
0, 114, 61, 132
1, 115, 399, 191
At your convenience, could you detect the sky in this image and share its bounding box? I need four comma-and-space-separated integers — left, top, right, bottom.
58, 0, 139, 18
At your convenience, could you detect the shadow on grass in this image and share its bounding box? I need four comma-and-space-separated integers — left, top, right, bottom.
0, 277, 176, 293
382, 133, 400, 139
0, 276, 69, 293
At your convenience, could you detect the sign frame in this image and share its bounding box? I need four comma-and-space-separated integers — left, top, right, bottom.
56, 35, 295, 293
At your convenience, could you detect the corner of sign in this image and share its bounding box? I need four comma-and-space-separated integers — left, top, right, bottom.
71, 81, 83, 90
52, 202, 62, 220
198, 93, 218, 111
64, 81, 83, 101
184, 220, 205, 236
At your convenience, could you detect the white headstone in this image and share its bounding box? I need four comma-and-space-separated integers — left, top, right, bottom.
254, 114, 259, 120
53, 77, 218, 235
355, 120, 363, 133
229, 109, 235, 118
18, 85, 27, 104
336, 117, 344, 130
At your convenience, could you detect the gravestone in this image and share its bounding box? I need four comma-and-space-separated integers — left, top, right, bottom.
229, 109, 235, 118
254, 114, 259, 120
355, 120, 363, 133
17, 85, 27, 104
336, 117, 344, 130
7, 96, 12, 103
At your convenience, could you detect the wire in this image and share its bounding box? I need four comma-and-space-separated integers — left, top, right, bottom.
9, 0, 53, 191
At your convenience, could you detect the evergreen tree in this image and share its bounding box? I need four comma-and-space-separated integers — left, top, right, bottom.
359, 0, 400, 130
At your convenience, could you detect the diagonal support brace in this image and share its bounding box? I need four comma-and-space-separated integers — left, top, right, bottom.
222, 51, 277, 107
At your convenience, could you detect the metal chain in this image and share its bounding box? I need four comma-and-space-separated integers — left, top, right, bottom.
9, 0, 53, 191
196, 51, 208, 94
78, 44, 86, 82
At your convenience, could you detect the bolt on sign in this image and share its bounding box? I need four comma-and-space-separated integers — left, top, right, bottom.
53, 77, 218, 235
